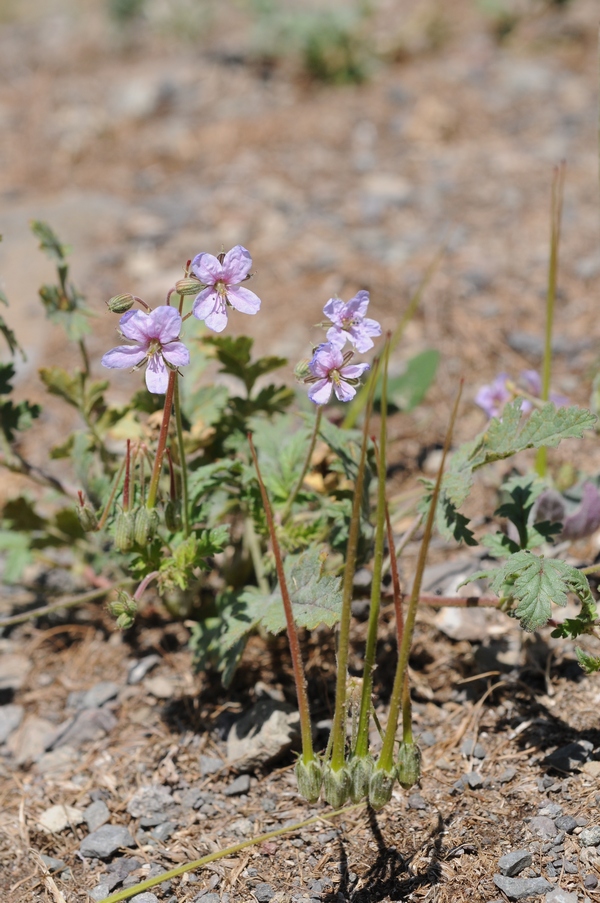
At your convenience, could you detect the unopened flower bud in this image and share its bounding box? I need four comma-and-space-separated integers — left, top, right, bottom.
396, 742, 422, 790
349, 754, 374, 803
322, 762, 350, 808
368, 766, 395, 810
134, 507, 159, 546
106, 293, 135, 314
114, 510, 135, 552
294, 359, 311, 382
295, 758, 322, 803
109, 590, 137, 629
76, 501, 98, 532
175, 277, 203, 296
164, 499, 182, 533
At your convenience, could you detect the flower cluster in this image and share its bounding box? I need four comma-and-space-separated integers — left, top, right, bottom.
299, 292, 381, 406
475, 369, 568, 420
102, 245, 259, 393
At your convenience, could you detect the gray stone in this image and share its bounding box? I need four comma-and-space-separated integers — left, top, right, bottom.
85, 799, 110, 832
498, 850, 532, 877
0, 704, 24, 743
224, 774, 251, 796
180, 788, 203, 809
39, 854, 66, 871
194, 895, 220, 903
151, 822, 175, 842
127, 784, 173, 819
528, 816, 557, 839
539, 803, 562, 818
545, 889, 578, 903
7, 715, 56, 765
493, 874, 552, 899
130, 895, 159, 903
81, 682, 119, 709
579, 825, 600, 847
80, 824, 136, 859
407, 793, 427, 810
464, 772, 484, 789
35, 745, 78, 775
554, 815, 577, 834
199, 755, 222, 776
38, 804, 84, 833
90, 885, 111, 902
544, 740, 593, 772
255, 884, 276, 902
49, 708, 117, 750
127, 655, 161, 685
0, 653, 31, 691
499, 767, 516, 784
227, 699, 301, 772
461, 738, 486, 759
584, 874, 598, 889
419, 731, 436, 747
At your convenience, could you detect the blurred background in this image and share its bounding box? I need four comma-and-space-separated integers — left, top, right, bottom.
0, 0, 599, 455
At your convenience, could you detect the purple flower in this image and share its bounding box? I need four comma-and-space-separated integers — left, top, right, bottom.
323, 291, 381, 352
191, 245, 261, 332
305, 343, 370, 405
474, 374, 510, 419
519, 369, 569, 413
102, 306, 190, 394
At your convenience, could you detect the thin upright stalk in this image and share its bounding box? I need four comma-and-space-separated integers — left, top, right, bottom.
355, 340, 389, 757
96, 455, 128, 531
330, 360, 379, 772
280, 406, 322, 525
377, 381, 462, 773
248, 434, 314, 764
536, 162, 565, 478
173, 375, 190, 536
146, 370, 177, 510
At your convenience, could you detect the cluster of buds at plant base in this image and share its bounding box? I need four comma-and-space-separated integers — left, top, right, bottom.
396, 741, 422, 790
109, 590, 137, 630
295, 759, 323, 804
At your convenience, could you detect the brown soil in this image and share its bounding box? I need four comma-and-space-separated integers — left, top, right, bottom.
2, 1, 600, 901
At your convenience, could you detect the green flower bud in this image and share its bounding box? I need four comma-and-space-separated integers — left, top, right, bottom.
294, 359, 311, 381
109, 590, 137, 629
322, 762, 350, 808
396, 742, 422, 790
106, 293, 135, 313
76, 502, 98, 532
368, 766, 395, 810
114, 510, 135, 552
134, 507, 159, 546
348, 754, 374, 803
164, 499, 182, 533
295, 758, 322, 803
175, 277, 203, 296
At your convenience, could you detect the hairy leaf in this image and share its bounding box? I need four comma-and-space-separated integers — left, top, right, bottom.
575, 647, 600, 674
381, 349, 439, 413
0, 531, 33, 583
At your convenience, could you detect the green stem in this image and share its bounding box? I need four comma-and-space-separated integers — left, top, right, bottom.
146, 370, 177, 510
281, 407, 322, 525
377, 381, 463, 773
355, 340, 389, 757
244, 516, 269, 595
98, 803, 364, 903
96, 454, 128, 531
173, 375, 190, 536
401, 672, 413, 744
535, 162, 565, 478
0, 580, 133, 628
248, 434, 314, 764
330, 360, 379, 772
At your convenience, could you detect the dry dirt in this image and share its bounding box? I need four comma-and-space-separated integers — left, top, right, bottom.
2, 1, 600, 901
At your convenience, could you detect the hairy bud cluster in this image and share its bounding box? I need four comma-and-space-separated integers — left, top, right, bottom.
295, 758, 322, 803
348, 754, 374, 803
322, 763, 350, 808
109, 590, 137, 630
396, 742, 422, 790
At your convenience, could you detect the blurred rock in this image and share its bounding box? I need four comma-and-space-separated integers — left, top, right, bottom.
227, 699, 301, 772
38, 804, 84, 833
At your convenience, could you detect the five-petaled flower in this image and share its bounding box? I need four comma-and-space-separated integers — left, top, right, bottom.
474, 373, 511, 419
304, 342, 370, 405
323, 291, 381, 352
191, 245, 261, 332
475, 370, 569, 419
102, 306, 190, 394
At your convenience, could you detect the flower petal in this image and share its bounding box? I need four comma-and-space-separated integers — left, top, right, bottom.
162, 341, 190, 368
222, 245, 252, 284
119, 310, 152, 344
325, 326, 347, 349
333, 380, 357, 403
345, 290, 370, 318
348, 328, 375, 353
192, 288, 221, 320
340, 362, 370, 380
227, 285, 261, 315
309, 343, 343, 377
145, 355, 169, 394
102, 345, 147, 370
323, 297, 345, 325
204, 307, 229, 332
150, 305, 183, 344
190, 252, 223, 286
308, 378, 333, 405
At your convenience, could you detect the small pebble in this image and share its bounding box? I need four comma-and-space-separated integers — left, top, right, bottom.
199, 755, 222, 776
554, 815, 577, 834
80, 824, 136, 859
464, 772, 484, 789
84, 800, 111, 832
499, 768, 516, 784
90, 885, 111, 902
552, 858, 578, 875
151, 822, 175, 842
39, 854, 66, 871
528, 816, 557, 839
254, 883, 276, 902
407, 793, 427, 810
130, 895, 159, 903
224, 774, 251, 796
194, 895, 219, 903
127, 655, 161, 685
584, 874, 598, 889
493, 874, 552, 899
539, 803, 562, 818
579, 826, 600, 847
545, 889, 579, 903
420, 731, 436, 747
498, 850, 532, 877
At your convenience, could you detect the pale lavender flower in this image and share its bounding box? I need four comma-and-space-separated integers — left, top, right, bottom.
519, 369, 568, 413
474, 373, 510, 419
102, 306, 189, 394
323, 291, 381, 352
191, 245, 260, 332
304, 342, 370, 405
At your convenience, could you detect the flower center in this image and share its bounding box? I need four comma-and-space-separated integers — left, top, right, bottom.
147, 339, 162, 357
215, 280, 229, 299
341, 316, 358, 330
330, 368, 341, 385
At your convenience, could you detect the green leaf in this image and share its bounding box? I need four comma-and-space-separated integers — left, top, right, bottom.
2, 495, 47, 531
39, 366, 83, 409
380, 349, 439, 413
31, 220, 70, 263
480, 531, 520, 558
0, 531, 32, 583
575, 647, 600, 674
0, 363, 15, 394
463, 551, 596, 632
0, 399, 41, 441
53, 507, 85, 539
47, 308, 93, 342
248, 415, 312, 504
0, 314, 23, 358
